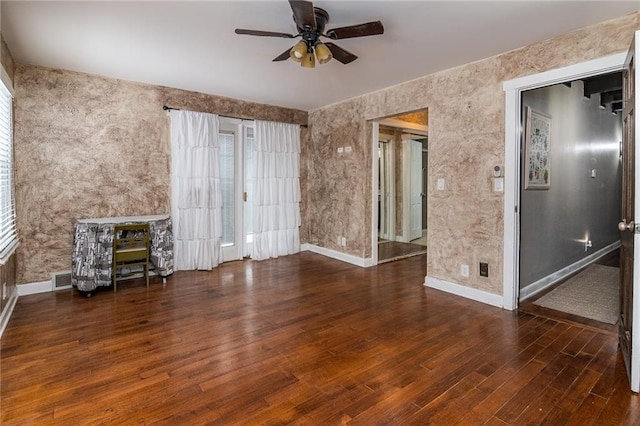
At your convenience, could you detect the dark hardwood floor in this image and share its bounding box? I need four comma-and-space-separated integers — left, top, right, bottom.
2, 252, 639, 424
378, 241, 427, 263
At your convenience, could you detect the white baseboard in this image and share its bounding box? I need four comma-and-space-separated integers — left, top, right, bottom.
301, 244, 373, 267
425, 275, 503, 308
0, 286, 18, 338
17, 280, 52, 296
519, 240, 620, 302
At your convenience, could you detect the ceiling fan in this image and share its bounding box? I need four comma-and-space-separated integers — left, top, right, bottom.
234, 0, 384, 68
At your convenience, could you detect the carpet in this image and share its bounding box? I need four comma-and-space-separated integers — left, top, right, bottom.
533, 264, 619, 324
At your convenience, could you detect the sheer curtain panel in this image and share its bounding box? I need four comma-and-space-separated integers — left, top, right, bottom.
170, 110, 223, 270
252, 120, 301, 260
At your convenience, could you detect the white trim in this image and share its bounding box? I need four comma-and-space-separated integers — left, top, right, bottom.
519, 241, 621, 302
17, 280, 52, 296
502, 53, 627, 91
0, 285, 18, 338
0, 239, 18, 266
425, 276, 503, 308
502, 52, 627, 312
371, 122, 379, 266
301, 243, 373, 268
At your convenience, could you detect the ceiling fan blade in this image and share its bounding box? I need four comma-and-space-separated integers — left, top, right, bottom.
289, 0, 316, 29
235, 29, 295, 38
326, 21, 384, 40
324, 42, 357, 64
273, 48, 292, 62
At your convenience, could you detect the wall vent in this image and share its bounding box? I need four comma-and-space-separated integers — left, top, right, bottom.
51, 271, 72, 291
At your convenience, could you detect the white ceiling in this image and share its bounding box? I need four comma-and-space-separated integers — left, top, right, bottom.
2, 1, 638, 111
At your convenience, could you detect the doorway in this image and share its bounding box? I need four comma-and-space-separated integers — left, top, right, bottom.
517, 73, 623, 326
373, 110, 429, 264
219, 117, 254, 262
502, 52, 627, 310
503, 50, 640, 392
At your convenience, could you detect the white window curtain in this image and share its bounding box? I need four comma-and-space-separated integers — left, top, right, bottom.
252, 120, 301, 260
170, 110, 223, 270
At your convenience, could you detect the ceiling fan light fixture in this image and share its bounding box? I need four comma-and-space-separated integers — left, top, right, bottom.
301, 51, 315, 68
289, 41, 307, 62
314, 42, 332, 64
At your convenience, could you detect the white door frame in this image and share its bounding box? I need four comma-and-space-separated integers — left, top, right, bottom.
371, 122, 380, 265
378, 139, 395, 240
502, 52, 626, 310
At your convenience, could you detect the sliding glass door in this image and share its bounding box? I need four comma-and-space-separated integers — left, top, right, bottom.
219, 118, 253, 262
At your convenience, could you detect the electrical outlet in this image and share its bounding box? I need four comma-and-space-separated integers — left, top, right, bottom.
480, 262, 489, 277
461, 264, 469, 278
337, 236, 342, 245
341, 237, 347, 247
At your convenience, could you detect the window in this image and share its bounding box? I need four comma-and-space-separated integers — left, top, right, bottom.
0, 75, 16, 261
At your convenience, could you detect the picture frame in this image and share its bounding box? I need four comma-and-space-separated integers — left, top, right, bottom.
524, 106, 552, 190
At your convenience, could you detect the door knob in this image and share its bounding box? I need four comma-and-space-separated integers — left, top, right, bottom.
619, 220, 634, 232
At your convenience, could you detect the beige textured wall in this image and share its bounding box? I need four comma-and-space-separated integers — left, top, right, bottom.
307, 13, 639, 294
14, 64, 307, 284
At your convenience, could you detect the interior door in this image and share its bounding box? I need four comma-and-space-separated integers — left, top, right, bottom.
410, 140, 423, 240
619, 30, 639, 393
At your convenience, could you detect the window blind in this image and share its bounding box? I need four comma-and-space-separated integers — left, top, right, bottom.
0, 79, 16, 256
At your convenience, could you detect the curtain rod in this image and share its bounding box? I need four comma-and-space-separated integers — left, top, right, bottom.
163, 105, 308, 128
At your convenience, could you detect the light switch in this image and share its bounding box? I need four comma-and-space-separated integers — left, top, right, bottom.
337, 147, 344, 153
345, 146, 352, 153
591, 169, 597, 178
437, 178, 445, 191
493, 177, 504, 192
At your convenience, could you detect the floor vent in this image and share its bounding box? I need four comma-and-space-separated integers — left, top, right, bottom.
51, 271, 72, 291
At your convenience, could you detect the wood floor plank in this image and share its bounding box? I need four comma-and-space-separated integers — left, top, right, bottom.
1, 252, 638, 424
566, 392, 607, 426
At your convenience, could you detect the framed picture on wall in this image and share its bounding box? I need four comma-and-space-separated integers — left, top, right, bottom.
524, 106, 552, 189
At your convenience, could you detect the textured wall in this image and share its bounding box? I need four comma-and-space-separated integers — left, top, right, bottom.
14, 64, 307, 284
307, 13, 639, 295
